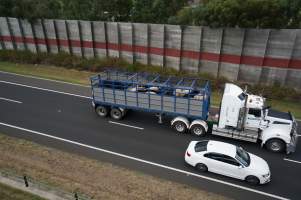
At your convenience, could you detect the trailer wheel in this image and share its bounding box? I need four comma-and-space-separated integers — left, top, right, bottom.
110, 108, 123, 120
266, 139, 285, 153
190, 124, 206, 136
172, 121, 187, 133
95, 105, 109, 117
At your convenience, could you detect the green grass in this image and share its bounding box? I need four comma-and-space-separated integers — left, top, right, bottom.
0, 61, 300, 119
0, 182, 45, 200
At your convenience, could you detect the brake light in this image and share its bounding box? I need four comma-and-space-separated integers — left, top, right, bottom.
186, 151, 191, 157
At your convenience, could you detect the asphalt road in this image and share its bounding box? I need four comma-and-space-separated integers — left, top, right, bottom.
0, 71, 300, 200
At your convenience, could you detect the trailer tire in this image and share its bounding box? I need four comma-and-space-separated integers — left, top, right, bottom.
95, 105, 109, 117
110, 108, 123, 120
190, 124, 206, 136
266, 139, 285, 153
172, 121, 187, 133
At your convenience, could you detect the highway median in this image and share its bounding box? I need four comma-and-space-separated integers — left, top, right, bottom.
0, 133, 229, 200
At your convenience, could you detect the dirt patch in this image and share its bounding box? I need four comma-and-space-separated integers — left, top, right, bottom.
0, 133, 229, 200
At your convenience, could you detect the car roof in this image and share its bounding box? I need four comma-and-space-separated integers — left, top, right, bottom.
206, 140, 237, 158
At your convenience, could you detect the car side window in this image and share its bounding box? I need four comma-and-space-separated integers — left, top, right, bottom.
204, 153, 223, 161
204, 153, 240, 166
221, 155, 241, 166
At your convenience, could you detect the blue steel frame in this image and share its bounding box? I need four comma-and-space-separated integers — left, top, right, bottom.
90, 70, 211, 120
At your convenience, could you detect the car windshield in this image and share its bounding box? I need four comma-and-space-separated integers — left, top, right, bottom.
235, 147, 250, 167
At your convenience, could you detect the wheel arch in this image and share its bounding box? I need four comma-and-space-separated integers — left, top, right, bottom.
171, 116, 190, 129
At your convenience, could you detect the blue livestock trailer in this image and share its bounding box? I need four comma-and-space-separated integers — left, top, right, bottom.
90, 70, 211, 135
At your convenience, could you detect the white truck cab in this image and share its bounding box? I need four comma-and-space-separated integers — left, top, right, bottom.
212, 83, 298, 153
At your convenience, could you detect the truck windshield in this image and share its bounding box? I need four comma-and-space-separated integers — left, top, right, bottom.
235, 147, 250, 167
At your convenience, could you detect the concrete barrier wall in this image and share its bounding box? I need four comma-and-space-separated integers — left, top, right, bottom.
1, 17, 301, 90
199, 27, 223, 77
149, 24, 164, 67
66, 20, 82, 57
181, 26, 202, 73
133, 23, 148, 65
286, 30, 301, 89
32, 19, 47, 53
238, 29, 269, 83
54, 20, 70, 53
92, 21, 107, 58
8, 18, 25, 50
119, 22, 133, 63
19, 19, 37, 53
219, 28, 244, 81
107, 22, 119, 58
0, 17, 14, 49
165, 25, 182, 70
43, 19, 58, 54
79, 20, 94, 58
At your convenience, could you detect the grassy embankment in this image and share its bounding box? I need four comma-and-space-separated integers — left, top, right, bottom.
0, 61, 300, 119
0, 133, 228, 200
0, 182, 45, 200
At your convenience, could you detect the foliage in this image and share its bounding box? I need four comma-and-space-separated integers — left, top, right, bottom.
171, 0, 301, 28
1, 0, 301, 28
131, 0, 187, 24
0, 0, 133, 22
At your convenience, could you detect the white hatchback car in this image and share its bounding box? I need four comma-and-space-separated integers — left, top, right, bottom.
185, 140, 271, 185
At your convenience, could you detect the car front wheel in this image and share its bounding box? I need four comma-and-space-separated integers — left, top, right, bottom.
245, 175, 260, 185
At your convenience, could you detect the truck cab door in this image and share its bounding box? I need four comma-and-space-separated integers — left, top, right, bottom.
245, 108, 262, 129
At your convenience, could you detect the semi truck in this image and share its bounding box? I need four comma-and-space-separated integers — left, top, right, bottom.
90, 70, 298, 154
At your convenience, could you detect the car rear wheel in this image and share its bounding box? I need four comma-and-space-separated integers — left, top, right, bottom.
195, 163, 208, 172
95, 105, 109, 117
266, 139, 285, 153
110, 108, 123, 120
245, 175, 260, 185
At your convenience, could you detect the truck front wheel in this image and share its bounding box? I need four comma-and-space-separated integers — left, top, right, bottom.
95, 105, 109, 117
266, 139, 285, 153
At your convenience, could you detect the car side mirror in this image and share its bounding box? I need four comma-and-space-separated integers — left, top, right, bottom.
238, 165, 244, 169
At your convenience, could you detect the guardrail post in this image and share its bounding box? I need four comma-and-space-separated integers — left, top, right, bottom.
23, 175, 29, 187
74, 192, 78, 200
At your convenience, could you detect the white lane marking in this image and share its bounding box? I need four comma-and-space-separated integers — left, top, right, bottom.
0, 97, 22, 104
109, 121, 144, 130
0, 80, 91, 99
0, 70, 90, 87
284, 158, 301, 164
0, 122, 289, 200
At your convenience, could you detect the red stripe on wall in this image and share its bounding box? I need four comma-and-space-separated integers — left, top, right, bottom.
241, 55, 263, 66
107, 43, 119, 50
1, 35, 301, 69
264, 57, 289, 68
182, 50, 199, 59
94, 41, 106, 49
134, 45, 148, 53
58, 39, 69, 46
220, 54, 241, 64
82, 40, 93, 48
149, 47, 164, 55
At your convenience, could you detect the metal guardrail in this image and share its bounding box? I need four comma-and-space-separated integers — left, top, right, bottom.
0, 170, 90, 200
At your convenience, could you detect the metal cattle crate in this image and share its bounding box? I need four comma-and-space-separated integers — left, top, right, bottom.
90, 70, 211, 120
